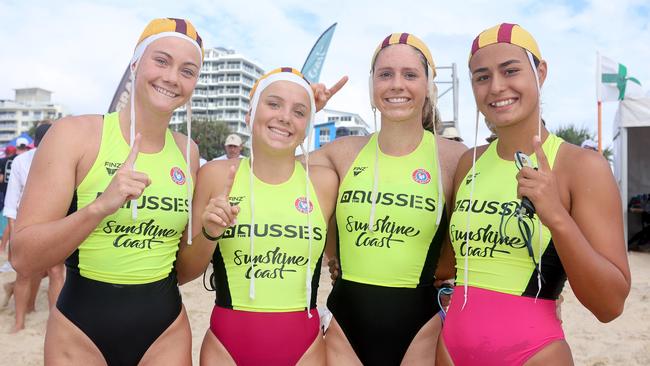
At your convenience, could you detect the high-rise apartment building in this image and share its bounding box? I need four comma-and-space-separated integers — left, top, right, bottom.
0, 88, 65, 145
171, 47, 265, 140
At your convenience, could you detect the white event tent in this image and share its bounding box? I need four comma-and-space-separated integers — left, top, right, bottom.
613, 97, 650, 241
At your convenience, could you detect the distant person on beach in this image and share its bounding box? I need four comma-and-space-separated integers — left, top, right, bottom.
212, 133, 245, 160
442, 127, 464, 142
581, 139, 598, 151
8, 18, 204, 364
0, 145, 18, 254
4, 123, 63, 333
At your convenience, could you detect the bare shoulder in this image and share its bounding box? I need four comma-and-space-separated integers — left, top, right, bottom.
309, 134, 371, 177
308, 164, 339, 191
437, 136, 468, 172
199, 158, 242, 180
43, 114, 103, 159
456, 143, 490, 180
437, 136, 468, 159
306, 164, 339, 217
50, 114, 103, 138
311, 134, 370, 162
329, 134, 371, 153
171, 131, 200, 158
555, 142, 613, 185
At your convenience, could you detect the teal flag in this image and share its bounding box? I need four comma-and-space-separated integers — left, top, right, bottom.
301, 23, 337, 83
599, 54, 644, 101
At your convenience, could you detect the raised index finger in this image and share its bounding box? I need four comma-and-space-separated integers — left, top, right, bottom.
221, 165, 236, 198
123, 133, 141, 169
533, 135, 551, 172
328, 76, 349, 97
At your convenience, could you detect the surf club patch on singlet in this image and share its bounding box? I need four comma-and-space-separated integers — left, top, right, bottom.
336, 131, 445, 288
67, 112, 189, 285
450, 134, 567, 299
212, 159, 327, 312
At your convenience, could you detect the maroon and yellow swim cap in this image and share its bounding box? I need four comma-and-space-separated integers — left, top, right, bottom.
371, 32, 436, 78
133, 17, 204, 63
469, 23, 540, 62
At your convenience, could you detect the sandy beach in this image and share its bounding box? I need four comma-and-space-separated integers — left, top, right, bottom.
1, 251, 648, 365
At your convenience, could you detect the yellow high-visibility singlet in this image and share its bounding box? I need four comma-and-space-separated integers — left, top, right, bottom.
450, 134, 566, 299
69, 112, 189, 284
212, 159, 327, 311
336, 131, 445, 288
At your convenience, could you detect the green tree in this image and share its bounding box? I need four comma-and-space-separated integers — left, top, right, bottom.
553, 124, 613, 161
171, 117, 237, 160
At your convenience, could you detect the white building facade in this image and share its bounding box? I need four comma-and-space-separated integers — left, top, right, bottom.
171, 47, 264, 140
311, 109, 371, 151
0, 88, 65, 145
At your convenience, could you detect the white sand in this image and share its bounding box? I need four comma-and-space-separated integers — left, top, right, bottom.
1, 251, 648, 365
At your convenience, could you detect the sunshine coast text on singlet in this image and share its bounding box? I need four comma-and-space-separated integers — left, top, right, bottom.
69, 112, 189, 285
450, 134, 567, 299
212, 159, 327, 312
336, 131, 445, 288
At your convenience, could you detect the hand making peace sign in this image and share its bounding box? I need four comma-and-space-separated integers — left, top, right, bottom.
312, 76, 349, 112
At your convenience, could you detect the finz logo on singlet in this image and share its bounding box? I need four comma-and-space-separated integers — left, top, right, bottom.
229, 196, 245, 206
411, 168, 431, 184
353, 166, 367, 176
104, 161, 122, 176
170, 167, 186, 185
465, 172, 480, 185
294, 197, 314, 214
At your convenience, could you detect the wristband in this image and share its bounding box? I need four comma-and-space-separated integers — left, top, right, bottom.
202, 227, 221, 241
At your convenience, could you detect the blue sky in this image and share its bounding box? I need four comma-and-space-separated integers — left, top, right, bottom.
1, 0, 648, 146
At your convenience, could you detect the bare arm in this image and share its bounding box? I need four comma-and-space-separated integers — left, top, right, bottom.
324, 215, 338, 263
434, 138, 468, 281
10, 118, 150, 275
176, 160, 240, 285
517, 138, 630, 322
307, 164, 340, 285
435, 144, 489, 280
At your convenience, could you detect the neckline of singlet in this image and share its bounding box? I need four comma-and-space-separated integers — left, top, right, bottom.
484, 134, 556, 165
107, 113, 172, 157
372, 130, 429, 160
244, 158, 299, 188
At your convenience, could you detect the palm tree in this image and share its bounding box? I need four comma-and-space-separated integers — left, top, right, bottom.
171, 117, 238, 160
553, 124, 613, 161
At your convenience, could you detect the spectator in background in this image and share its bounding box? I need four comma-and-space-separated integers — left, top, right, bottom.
581, 139, 598, 151
1, 139, 33, 255
485, 133, 498, 143
442, 127, 464, 142
0, 145, 18, 254
4, 123, 63, 333
15, 137, 31, 154
213, 133, 244, 160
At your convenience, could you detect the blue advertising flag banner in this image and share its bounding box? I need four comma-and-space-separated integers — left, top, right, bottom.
301, 23, 337, 83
